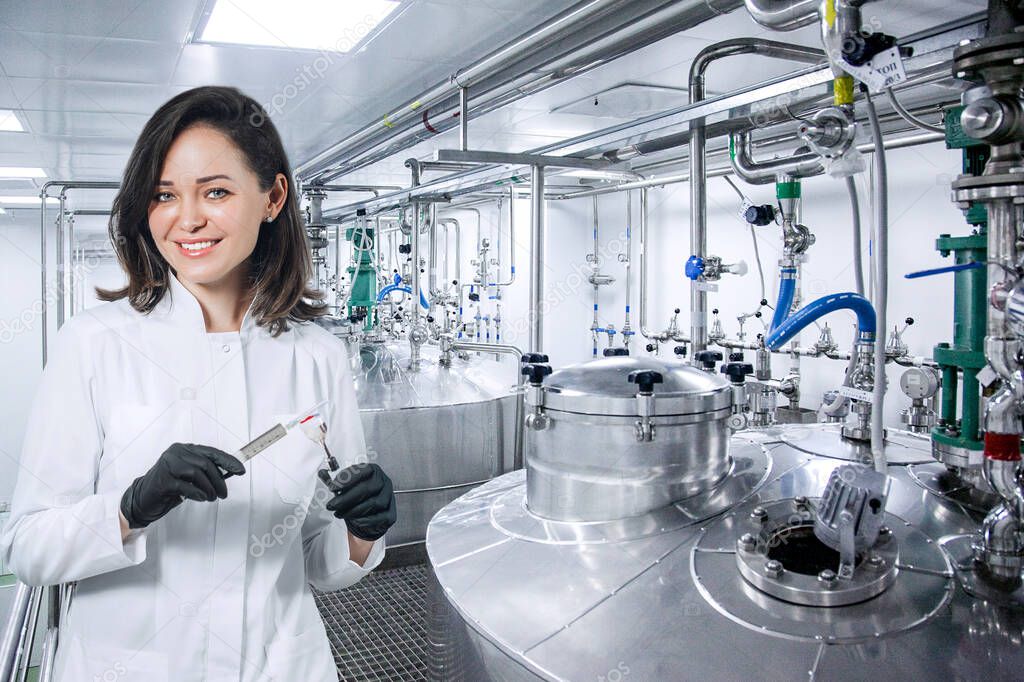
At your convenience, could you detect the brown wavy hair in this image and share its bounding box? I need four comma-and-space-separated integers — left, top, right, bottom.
96, 85, 326, 336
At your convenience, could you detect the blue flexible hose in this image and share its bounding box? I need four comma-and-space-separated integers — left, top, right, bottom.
765, 292, 875, 350
770, 268, 798, 333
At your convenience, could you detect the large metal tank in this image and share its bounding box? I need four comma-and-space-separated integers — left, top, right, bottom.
347, 340, 517, 547
524, 357, 733, 521
425, 417, 1022, 680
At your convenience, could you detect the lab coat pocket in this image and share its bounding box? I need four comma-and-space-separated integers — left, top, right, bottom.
268, 414, 320, 506
263, 625, 332, 681
57, 630, 169, 682
104, 402, 167, 486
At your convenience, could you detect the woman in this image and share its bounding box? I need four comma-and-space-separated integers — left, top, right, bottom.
0, 86, 396, 681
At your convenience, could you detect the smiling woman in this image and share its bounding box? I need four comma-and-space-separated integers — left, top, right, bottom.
0, 85, 396, 682
96, 86, 325, 336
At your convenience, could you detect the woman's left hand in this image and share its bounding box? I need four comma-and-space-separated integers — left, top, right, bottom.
325, 463, 397, 542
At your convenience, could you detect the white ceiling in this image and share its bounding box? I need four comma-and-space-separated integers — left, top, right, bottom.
0, 0, 987, 218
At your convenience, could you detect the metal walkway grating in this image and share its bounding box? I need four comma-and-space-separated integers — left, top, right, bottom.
315, 563, 430, 681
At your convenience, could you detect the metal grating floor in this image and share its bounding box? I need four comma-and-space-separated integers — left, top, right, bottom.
315, 563, 430, 681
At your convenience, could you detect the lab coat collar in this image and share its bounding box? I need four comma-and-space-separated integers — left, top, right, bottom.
159, 271, 260, 336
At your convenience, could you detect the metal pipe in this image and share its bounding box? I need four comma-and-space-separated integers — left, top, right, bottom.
863, 90, 889, 473
495, 186, 517, 287
551, 131, 944, 200
15, 586, 42, 682
730, 130, 824, 184
529, 165, 546, 353
300, 0, 745, 182
847, 176, 865, 296
686, 39, 825, 356
622, 190, 633, 348
637, 188, 655, 340
436, 218, 462, 300
885, 88, 946, 135
743, 0, 819, 31
459, 87, 469, 151
311, 184, 402, 193
406, 159, 423, 367
38, 180, 120, 367
0, 583, 32, 682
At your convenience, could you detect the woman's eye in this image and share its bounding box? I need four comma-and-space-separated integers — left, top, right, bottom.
207, 188, 229, 199
153, 191, 174, 203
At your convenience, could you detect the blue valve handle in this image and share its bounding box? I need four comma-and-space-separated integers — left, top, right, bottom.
905, 261, 983, 279
685, 255, 705, 280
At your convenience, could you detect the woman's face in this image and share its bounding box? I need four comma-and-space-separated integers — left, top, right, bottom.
148, 125, 286, 289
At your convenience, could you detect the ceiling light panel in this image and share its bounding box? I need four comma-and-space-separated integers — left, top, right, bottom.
198, 0, 400, 52
0, 110, 26, 132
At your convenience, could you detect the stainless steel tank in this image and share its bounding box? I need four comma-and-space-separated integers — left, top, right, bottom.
524, 356, 733, 521
348, 340, 517, 547
425, 422, 1023, 680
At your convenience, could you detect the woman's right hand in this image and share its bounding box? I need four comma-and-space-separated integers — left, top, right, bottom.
119, 443, 246, 529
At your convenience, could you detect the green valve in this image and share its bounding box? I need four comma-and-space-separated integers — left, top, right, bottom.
776, 180, 801, 200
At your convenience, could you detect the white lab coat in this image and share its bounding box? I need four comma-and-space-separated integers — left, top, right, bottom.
0, 273, 384, 682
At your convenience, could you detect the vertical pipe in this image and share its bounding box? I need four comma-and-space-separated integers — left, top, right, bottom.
940, 365, 958, 425
623, 189, 633, 348
529, 165, 545, 353
689, 95, 708, 355
864, 90, 889, 472
0, 583, 32, 681
495, 186, 517, 287
40, 188, 48, 366
56, 195, 66, 329
639, 188, 652, 339
459, 86, 469, 152
592, 195, 600, 356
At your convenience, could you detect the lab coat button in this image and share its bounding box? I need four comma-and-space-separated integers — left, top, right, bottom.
222, 344, 231, 353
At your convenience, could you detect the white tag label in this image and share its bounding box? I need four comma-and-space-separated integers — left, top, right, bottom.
737, 199, 754, 223
839, 385, 874, 403
841, 47, 907, 93
694, 281, 719, 292
977, 364, 998, 388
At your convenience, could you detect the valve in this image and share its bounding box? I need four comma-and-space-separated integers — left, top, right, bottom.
673, 345, 688, 358
695, 350, 722, 371
684, 255, 705, 280
603, 348, 629, 357
841, 31, 899, 68
398, 243, 412, 254
720, 362, 754, 385
743, 204, 776, 227
521, 353, 550, 364
521, 363, 553, 385
628, 370, 664, 395
729, 352, 745, 362
646, 343, 658, 353
468, 292, 480, 302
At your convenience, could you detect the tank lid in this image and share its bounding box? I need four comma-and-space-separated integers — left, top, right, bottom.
540, 356, 730, 416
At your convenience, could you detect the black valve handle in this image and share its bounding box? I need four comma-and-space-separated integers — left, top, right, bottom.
603, 348, 629, 357
521, 363, 553, 385
628, 370, 664, 394
521, 353, 550, 364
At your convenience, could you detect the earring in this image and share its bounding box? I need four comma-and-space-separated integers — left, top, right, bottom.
264, 214, 274, 223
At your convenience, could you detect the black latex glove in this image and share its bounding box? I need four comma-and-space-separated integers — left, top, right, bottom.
120, 443, 246, 529
324, 463, 396, 541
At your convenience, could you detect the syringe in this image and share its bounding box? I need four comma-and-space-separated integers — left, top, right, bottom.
232, 400, 329, 465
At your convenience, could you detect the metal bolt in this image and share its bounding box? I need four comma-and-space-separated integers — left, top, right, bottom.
764, 559, 784, 579
877, 526, 892, 543
794, 496, 808, 508
868, 554, 886, 570
738, 533, 756, 552
818, 569, 838, 587
751, 506, 768, 522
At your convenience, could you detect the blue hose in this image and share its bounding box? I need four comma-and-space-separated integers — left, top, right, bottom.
765, 292, 876, 350
770, 268, 797, 333
376, 283, 429, 310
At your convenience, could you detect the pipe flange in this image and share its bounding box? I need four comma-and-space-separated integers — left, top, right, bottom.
952, 32, 1024, 85
941, 534, 1024, 609
952, 173, 1024, 204
733, 499, 899, 607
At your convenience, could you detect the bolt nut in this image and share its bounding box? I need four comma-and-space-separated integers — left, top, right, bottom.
818, 569, 838, 586
877, 526, 892, 543
738, 533, 757, 552
794, 496, 808, 508
867, 554, 886, 569
751, 506, 768, 522
764, 559, 784, 579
